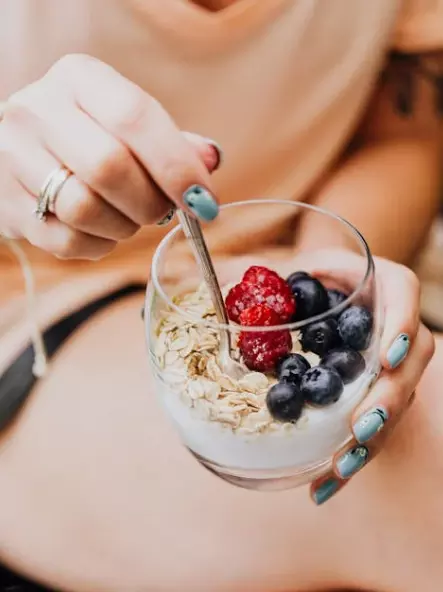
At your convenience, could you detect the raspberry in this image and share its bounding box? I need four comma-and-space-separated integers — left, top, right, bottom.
243, 265, 297, 302
225, 283, 252, 323
239, 329, 292, 372
239, 305, 281, 327
243, 266, 284, 288
226, 280, 295, 323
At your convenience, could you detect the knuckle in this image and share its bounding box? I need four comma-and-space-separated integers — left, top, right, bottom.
49, 53, 91, 78
0, 102, 32, 130
382, 370, 406, 399
391, 376, 408, 403
110, 89, 152, 133
422, 327, 436, 362
0, 123, 47, 186
26, 224, 85, 260
161, 155, 186, 184
53, 232, 84, 260
24, 229, 55, 257
159, 155, 198, 197
57, 182, 95, 227
89, 143, 131, 188
8, 85, 57, 124
8, 87, 33, 108
403, 266, 421, 295
406, 389, 417, 409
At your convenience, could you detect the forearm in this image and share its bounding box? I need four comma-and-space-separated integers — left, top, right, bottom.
297, 138, 442, 264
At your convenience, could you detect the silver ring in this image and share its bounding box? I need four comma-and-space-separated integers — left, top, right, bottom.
34, 166, 72, 222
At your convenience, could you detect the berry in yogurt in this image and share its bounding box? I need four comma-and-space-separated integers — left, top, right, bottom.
288, 273, 329, 321
266, 382, 305, 423
277, 353, 311, 386
300, 366, 344, 407
321, 347, 365, 384
300, 318, 342, 357
338, 305, 373, 351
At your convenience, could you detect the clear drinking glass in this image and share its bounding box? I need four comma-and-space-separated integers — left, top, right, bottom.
145, 200, 382, 491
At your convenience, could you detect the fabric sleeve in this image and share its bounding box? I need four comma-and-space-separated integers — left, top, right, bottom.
393, 0, 443, 52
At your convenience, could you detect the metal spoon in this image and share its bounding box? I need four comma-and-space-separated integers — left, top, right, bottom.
177, 210, 247, 380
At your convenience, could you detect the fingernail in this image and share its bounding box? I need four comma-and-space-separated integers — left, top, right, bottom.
157, 207, 176, 226
183, 185, 219, 221
203, 137, 224, 171
336, 445, 369, 479
313, 478, 340, 505
387, 333, 410, 369
353, 407, 388, 443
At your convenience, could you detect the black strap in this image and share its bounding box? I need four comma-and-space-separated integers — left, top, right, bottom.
0, 565, 53, 591
0, 283, 145, 433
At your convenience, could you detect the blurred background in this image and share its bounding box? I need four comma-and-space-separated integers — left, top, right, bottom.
416, 204, 443, 330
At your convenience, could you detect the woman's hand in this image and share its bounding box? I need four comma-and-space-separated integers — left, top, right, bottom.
308, 252, 436, 505
212, 249, 435, 504
0, 54, 221, 259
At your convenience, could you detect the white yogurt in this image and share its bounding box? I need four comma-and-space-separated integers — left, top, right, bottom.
154, 368, 377, 471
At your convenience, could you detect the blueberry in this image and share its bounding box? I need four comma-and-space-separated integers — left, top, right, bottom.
277, 353, 311, 385
321, 347, 365, 384
338, 306, 373, 351
300, 319, 342, 356
289, 276, 329, 321
287, 271, 310, 286
327, 289, 348, 314
300, 366, 344, 406
266, 382, 305, 422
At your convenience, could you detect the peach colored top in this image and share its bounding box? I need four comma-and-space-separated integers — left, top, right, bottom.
1, 0, 443, 332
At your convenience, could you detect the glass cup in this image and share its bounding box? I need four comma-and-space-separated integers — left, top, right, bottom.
145, 200, 382, 491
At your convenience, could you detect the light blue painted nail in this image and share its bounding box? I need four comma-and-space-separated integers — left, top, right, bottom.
313, 478, 340, 505
183, 185, 219, 221
336, 445, 369, 479
387, 333, 410, 369
353, 407, 389, 443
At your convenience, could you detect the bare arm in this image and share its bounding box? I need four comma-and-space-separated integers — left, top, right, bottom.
297, 52, 443, 264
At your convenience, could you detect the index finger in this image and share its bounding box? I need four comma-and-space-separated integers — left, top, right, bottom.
50, 55, 219, 222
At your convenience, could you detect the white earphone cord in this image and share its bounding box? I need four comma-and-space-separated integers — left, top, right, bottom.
1, 236, 48, 378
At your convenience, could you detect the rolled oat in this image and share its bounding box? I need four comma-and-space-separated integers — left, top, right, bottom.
154, 284, 305, 434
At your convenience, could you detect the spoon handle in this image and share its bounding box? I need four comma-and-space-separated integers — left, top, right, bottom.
176, 211, 231, 347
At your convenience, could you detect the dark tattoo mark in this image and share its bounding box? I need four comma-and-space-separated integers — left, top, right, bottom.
387, 52, 443, 118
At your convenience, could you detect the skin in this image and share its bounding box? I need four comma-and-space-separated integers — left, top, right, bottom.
0, 289, 438, 592
0, 56, 219, 256
298, 51, 443, 263
0, 12, 441, 592
193, 0, 238, 10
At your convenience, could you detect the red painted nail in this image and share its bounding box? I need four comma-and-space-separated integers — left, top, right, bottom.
203, 138, 223, 172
